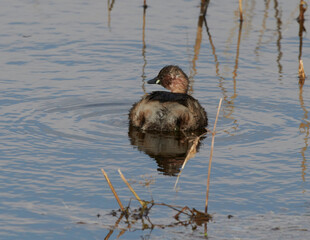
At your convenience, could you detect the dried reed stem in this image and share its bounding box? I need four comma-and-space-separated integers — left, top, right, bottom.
298, 0, 307, 22
101, 168, 124, 211
205, 98, 223, 213
239, 0, 243, 22
174, 131, 207, 189
299, 59, 306, 79
118, 169, 145, 208
299, 59, 306, 86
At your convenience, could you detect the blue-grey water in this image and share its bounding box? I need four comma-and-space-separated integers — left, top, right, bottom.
1, 0, 309, 239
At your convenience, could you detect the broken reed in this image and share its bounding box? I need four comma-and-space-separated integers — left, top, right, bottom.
299, 59, 306, 86
118, 169, 145, 208
174, 130, 207, 189
101, 168, 125, 211
299, 60, 305, 79
205, 98, 223, 213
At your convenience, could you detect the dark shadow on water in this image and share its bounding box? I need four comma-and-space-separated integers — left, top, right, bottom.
128, 125, 207, 176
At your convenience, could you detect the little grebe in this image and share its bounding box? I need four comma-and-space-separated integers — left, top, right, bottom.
129, 65, 208, 131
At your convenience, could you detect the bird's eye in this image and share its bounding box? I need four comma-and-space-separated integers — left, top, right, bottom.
156, 79, 161, 84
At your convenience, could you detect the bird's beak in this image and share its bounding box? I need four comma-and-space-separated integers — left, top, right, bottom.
147, 77, 160, 84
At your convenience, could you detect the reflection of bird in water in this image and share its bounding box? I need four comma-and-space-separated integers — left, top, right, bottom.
128, 125, 206, 176
129, 65, 208, 132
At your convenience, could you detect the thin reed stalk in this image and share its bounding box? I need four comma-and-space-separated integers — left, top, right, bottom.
174, 131, 207, 190
101, 168, 125, 211
118, 169, 145, 208
239, 0, 243, 22
205, 98, 223, 213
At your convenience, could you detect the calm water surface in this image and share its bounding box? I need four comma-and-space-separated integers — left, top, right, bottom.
1, 0, 309, 239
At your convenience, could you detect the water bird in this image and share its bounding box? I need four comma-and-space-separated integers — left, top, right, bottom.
129, 65, 208, 131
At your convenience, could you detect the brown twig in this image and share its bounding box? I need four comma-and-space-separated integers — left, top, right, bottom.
205, 98, 223, 213
101, 168, 125, 211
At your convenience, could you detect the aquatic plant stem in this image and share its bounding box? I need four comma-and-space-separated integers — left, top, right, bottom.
205, 98, 222, 213
174, 131, 207, 190
101, 168, 125, 211
118, 169, 145, 208
239, 0, 243, 22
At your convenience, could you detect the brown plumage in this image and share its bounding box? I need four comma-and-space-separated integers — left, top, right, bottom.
129, 65, 208, 132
